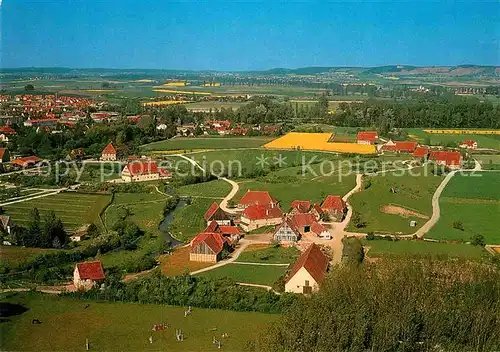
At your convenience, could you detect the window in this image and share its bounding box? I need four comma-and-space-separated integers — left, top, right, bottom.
305, 280, 310, 286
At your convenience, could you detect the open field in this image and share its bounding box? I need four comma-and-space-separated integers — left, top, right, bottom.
104, 192, 168, 235
407, 128, 500, 150
3, 192, 111, 231
0, 246, 61, 266
347, 168, 444, 234
160, 246, 213, 276
428, 172, 500, 244
474, 154, 500, 170
441, 172, 500, 200
362, 239, 488, 260
264, 132, 376, 154
177, 180, 231, 198
183, 101, 248, 111
196, 262, 287, 286
235, 245, 299, 264
169, 198, 215, 242
141, 137, 273, 152
0, 292, 276, 352
142, 100, 187, 106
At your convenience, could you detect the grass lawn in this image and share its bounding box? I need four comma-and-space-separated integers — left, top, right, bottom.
160, 246, 213, 276
169, 198, 214, 243
428, 199, 500, 244
235, 245, 299, 264
363, 239, 488, 260
3, 192, 111, 231
441, 172, 500, 200
474, 154, 500, 170
406, 128, 500, 150
104, 192, 169, 235
141, 137, 273, 152
196, 262, 287, 286
427, 172, 500, 244
347, 168, 444, 234
177, 180, 231, 199
0, 292, 276, 352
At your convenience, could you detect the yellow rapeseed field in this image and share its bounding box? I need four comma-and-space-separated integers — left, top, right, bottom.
264, 132, 376, 154
153, 89, 212, 95
424, 129, 500, 135
142, 100, 187, 106
163, 81, 187, 87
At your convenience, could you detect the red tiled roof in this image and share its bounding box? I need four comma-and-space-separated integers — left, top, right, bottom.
291, 213, 317, 228
384, 141, 418, 152
218, 226, 240, 235
312, 203, 323, 215
11, 155, 42, 167
429, 151, 462, 166
123, 161, 159, 176
204, 220, 219, 233
461, 140, 477, 147
274, 217, 301, 236
191, 232, 228, 254
102, 142, 116, 155
243, 204, 283, 220
76, 261, 105, 280
239, 190, 277, 207
286, 244, 329, 284
0, 126, 16, 134
321, 195, 346, 213
204, 202, 219, 221
413, 146, 429, 158
290, 200, 312, 213
357, 131, 377, 142
311, 221, 328, 235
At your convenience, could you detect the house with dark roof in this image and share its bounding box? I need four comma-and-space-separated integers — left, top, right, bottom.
204, 220, 241, 241
237, 190, 278, 209
239, 203, 283, 232
100, 142, 117, 161
189, 232, 231, 263
204, 202, 231, 226
285, 243, 329, 294
73, 260, 105, 291
321, 195, 347, 222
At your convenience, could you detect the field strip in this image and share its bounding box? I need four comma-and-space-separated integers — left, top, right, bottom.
0, 190, 53, 203
231, 262, 290, 266
113, 199, 168, 206
236, 282, 274, 291
0, 191, 62, 206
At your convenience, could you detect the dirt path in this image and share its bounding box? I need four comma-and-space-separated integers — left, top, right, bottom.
412, 170, 457, 238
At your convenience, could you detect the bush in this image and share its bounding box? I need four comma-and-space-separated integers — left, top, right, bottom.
453, 220, 464, 231
471, 234, 486, 247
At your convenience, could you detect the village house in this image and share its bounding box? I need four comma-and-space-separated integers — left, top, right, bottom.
321, 195, 347, 222
429, 151, 463, 169
460, 139, 478, 149
239, 204, 283, 232
237, 190, 279, 209
382, 140, 418, 153
412, 146, 429, 159
285, 243, 329, 294
73, 260, 106, 291
0, 215, 14, 235
289, 200, 312, 215
100, 142, 117, 161
121, 161, 171, 182
356, 131, 378, 145
0, 148, 11, 163
204, 220, 241, 242
273, 217, 302, 242
11, 155, 42, 168
204, 202, 232, 226
0, 126, 16, 142
189, 232, 231, 263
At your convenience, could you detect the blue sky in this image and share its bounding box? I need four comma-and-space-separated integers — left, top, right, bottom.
2, 1, 499, 70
